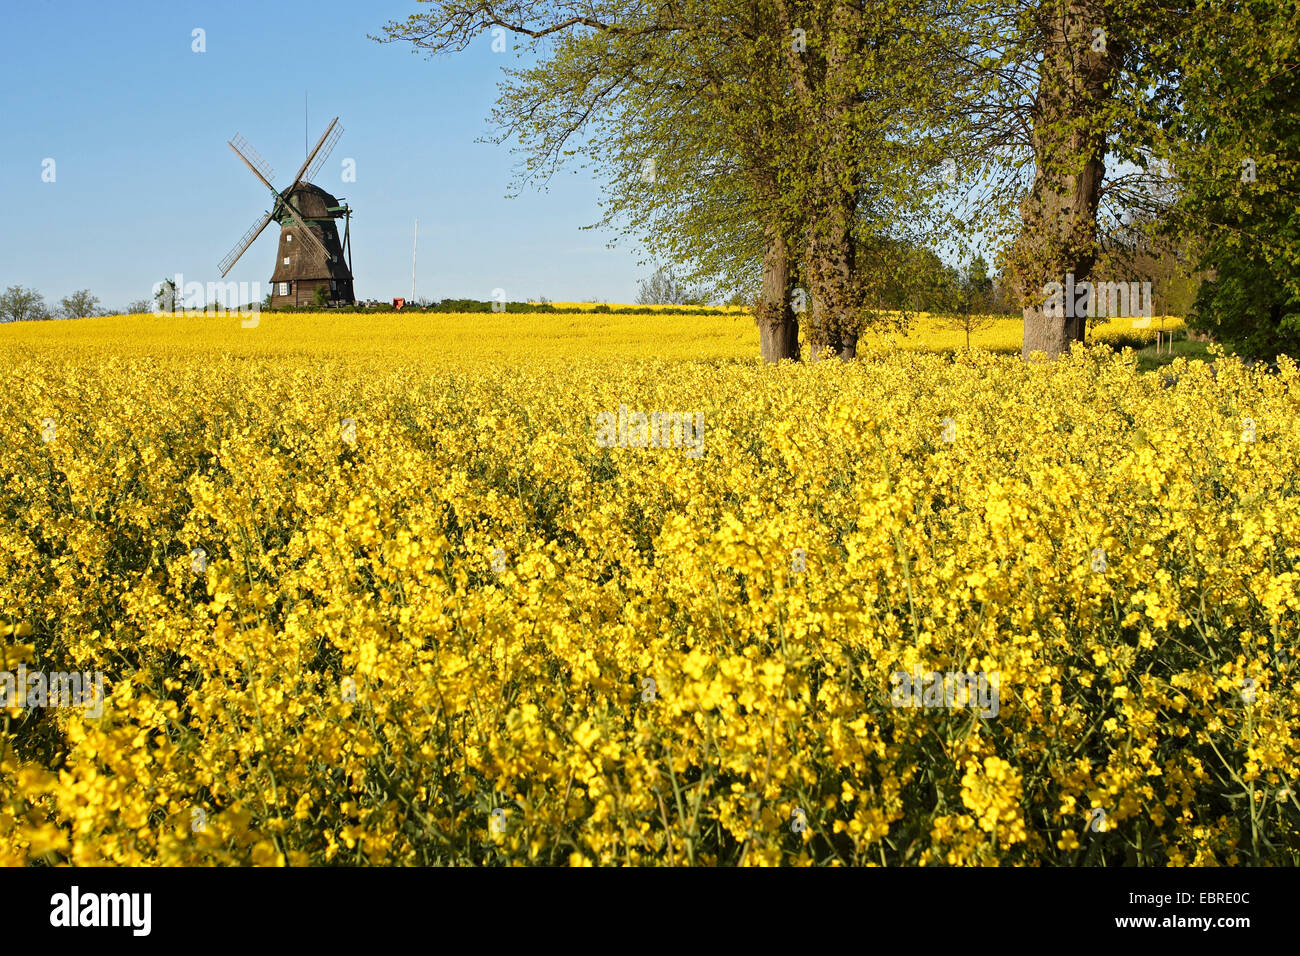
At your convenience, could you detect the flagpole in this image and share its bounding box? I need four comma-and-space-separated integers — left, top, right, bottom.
411, 219, 419, 302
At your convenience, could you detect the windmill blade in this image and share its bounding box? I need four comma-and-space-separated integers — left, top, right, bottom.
277, 199, 331, 262
304, 121, 343, 184
228, 134, 274, 184
228, 138, 330, 262
219, 210, 274, 277
229, 139, 280, 195
226, 127, 336, 273
286, 117, 340, 188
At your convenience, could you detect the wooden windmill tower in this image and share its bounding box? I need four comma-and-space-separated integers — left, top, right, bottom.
219, 117, 355, 307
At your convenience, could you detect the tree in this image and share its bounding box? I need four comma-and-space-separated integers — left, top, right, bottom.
868, 239, 958, 315
379, 0, 1280, 364
938, 255, 998, 348
1089, 209, 1202, 323
636, 266, 705, 305
989, 272, 1019, 315
936, 0, 1201, 359
155, 278, 178, 314
377, 0, 974, 362
780, 3, 979, 360
1134, 0, 1300, 358
312, 284, 331, 308
964, 255, 994, 314
983, 0, 1300, 359
124, 299, 154, 315
994, 1, 1123, 359
0, 286, 49, 323
59, 290, 101, 319
399, 0, 808, 360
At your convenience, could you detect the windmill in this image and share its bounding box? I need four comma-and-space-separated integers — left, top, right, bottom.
219, 117, 355, 308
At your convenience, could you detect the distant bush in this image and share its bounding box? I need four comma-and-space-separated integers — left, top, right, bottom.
261, 299, 739, 317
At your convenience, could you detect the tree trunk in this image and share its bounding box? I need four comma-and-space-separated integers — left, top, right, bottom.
788, 0, 861, 362
836, 328, 859, 360
1022, 300, 1088, 357
756, 227, 801, 362
807, 285, 848, 361
1013, 0, 1116, 360
806, 207, 858, 360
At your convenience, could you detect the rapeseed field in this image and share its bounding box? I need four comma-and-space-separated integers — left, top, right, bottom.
0, 309, 1293, 866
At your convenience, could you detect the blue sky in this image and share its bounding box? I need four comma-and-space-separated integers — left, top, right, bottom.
0, 0, 650, 309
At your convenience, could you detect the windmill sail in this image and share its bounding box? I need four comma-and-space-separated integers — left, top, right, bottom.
287, 117, 341, 190
274, 200, 331, 262
228, 134, 274, 185
303, 122, 343, 185
219, 210, 274, 277
228, 138, 331, 262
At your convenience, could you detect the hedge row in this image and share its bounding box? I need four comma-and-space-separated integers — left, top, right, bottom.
267, 300, 740, 316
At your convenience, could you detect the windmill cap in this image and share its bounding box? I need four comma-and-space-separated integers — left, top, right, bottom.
275, 181, 346, 221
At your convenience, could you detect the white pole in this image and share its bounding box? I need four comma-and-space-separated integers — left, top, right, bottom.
411, 219, 419, 302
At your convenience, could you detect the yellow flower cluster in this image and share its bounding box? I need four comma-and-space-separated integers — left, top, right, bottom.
0, 311, 1293, 866
860, 314, 1186, 354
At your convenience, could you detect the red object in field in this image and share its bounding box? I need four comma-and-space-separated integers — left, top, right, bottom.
393, 298, 405, 310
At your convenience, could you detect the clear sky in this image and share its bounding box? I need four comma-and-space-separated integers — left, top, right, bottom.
0, 0, 651, 310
